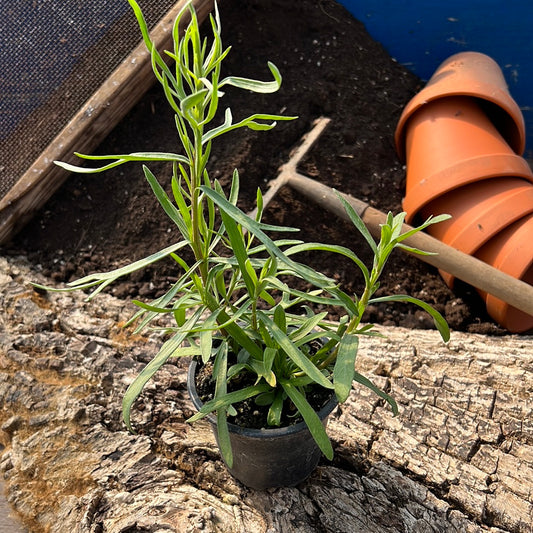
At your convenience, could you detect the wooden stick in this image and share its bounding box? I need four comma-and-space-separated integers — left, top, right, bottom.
255, 117, 533, 318
288, 172, 533, 319
0, 0, 214, 245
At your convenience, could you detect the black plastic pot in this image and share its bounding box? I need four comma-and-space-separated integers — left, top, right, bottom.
187, 360, 338, 490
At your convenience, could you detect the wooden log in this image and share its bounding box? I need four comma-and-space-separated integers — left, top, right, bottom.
0, 255, 531, 532
0, 0, 214, 246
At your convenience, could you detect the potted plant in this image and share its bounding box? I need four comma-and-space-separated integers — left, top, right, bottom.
37, 0, 449, 489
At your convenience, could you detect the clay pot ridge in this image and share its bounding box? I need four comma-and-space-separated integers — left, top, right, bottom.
401, 96, 533, 223
421, 177, 533, 253
420, 177, 533, 289
395, 51, 526, 159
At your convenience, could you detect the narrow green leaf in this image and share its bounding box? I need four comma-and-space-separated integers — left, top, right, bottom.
228, 169, 240, 205
201, 186, 334, 290
168, 345, 203, 358
249, 358, 276, 387
55, 151, 189, 174
267, 390, 284, 426
293, 330, 336, 350
213, 344, 233, 467
143, 165, 191, 239
263, 347, 277, 376
202, 112, 296, 144
218, 206, 257, 296
220, 61, 283, 93
171, 175, 192, 230
289, 312, 328, 343
227, 363, 248, 380
273, 305, 287, 333
395, 214, 452, 244
127, 274, 192, 330
258, 311, 333, 390
123, 308, 203, 431
255, 391, 275, 406
335, 191, 377, 254
280, 381, 334, 460
285, 241, 370, 285
333, 335, 358, 403
173, 307, 186, 328
35, 241, 188, 299
128, 0, 179, 89
258, 289, 276, 307
216, 409, 232, 467
255, 187, 264, 222
396, 244, 438, 256
219, 314, 262, 360
187, 383, 271, 422
263, 277, 340, 307
130, 300, 177, 314
353, 371, 398, 416
370, 294, 450, 342
330, 287, 360, 317
200, 311, 220, 364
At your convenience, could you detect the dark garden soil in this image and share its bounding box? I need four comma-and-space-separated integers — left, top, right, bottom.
5, 0, 506, 335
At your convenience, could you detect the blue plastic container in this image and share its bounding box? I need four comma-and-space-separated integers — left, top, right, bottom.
339, 1, 533, 156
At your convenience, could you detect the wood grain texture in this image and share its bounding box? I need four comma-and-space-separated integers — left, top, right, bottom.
0, 255, 531, 532
3, 3, 531, 529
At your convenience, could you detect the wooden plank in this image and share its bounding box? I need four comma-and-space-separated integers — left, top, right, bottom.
0, 0, 214, 245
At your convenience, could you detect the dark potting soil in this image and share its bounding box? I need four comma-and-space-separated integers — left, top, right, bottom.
194, 357, 334, 430
4, 0, 506, 335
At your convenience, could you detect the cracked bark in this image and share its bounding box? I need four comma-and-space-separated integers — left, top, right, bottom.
0, 255, 532, 533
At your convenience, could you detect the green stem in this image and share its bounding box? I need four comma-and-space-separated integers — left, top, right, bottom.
190, 119, 209, 284
317, 266, 378, 371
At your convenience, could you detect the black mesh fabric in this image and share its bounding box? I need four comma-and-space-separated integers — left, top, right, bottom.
0, 0, 177, 199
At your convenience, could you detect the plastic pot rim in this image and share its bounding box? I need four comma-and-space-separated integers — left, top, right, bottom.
187, 359, 338, 439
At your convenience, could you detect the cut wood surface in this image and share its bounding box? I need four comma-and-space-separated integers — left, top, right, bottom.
0, 254, 532, 532
0, 0, 214, 246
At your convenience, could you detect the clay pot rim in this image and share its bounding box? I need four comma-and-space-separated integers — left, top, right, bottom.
430, 180, 533, 288
395, 52, 526, 160
480, 215, 533, 274
441, 215, 533, 331
403, 154, 533, 223
432, 181, 533, 256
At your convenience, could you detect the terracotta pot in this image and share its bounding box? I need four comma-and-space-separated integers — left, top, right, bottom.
401, 96, 533, 223
395, 51, 526, 160
419, 177, 533, 287
187, 359, 338, 489
394, 51, 533, 332
475, 215, 533, 333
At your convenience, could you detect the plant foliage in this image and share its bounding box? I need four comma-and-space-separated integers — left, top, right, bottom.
39, 0, 450, 466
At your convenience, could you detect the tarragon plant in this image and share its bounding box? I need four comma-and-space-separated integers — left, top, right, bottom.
41, 0, 449, 466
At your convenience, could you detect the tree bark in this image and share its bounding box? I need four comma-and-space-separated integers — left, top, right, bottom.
0, 255, 531, 532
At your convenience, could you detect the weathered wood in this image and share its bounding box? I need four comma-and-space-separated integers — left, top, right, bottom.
0, 255, 532, 532
0, 0, 214, 246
